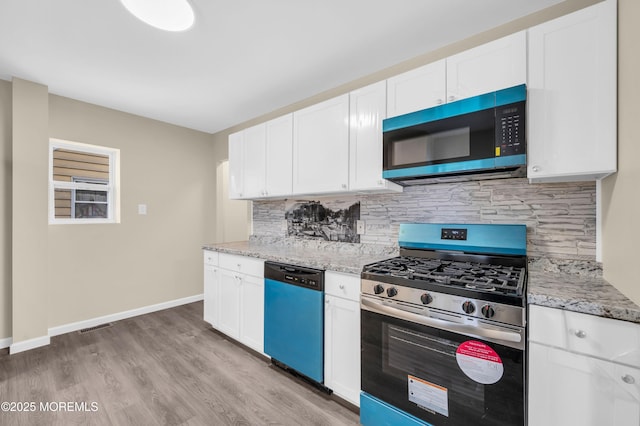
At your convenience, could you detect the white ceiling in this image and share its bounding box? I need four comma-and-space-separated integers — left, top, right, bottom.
0, 0, 562, 134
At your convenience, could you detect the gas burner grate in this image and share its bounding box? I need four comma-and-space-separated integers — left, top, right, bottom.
363, 256, 525, 296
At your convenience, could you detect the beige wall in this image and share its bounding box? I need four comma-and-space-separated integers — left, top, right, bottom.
46, 95, 218, 328
2, 79, 221, 345
0, 79, 11, 341
12, 78, 49, 344
601, 0, 640, 305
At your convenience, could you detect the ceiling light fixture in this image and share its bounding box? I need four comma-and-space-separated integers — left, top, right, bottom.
120, 0, 195, 32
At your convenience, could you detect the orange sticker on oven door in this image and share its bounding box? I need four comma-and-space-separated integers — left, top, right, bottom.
456, 340, 504, 384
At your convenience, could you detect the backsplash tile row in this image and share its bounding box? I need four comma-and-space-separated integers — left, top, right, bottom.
252, 178, 597, 260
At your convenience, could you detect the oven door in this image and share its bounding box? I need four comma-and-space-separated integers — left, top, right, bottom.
361, 296, 525, 426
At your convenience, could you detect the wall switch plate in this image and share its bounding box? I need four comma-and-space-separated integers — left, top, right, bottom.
357, 220, 365, 234
138, 204, 147, 215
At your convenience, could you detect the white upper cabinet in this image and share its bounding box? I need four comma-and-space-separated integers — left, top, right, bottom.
264, 114, 293, 197
386, 60, 446, 118
446, 31, 527, 102
228, 113, 293, 199
242, 123, 267, 199
293, 94, 350, 194
527, 0, 617, 182
349, 81, 402, 193
386, 31, 526, 119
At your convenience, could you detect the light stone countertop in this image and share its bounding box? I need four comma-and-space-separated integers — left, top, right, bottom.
202, 239, 397, 275
203, 239, 640, 324
527, 265, 640, 324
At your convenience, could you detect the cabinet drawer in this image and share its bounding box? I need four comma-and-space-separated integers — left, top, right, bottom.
325, 271, 360, 302
530, 305, 640, 366
529, 304, 567, 348
219, 253, 264, 277
564, 310, 640, 365
203, 250, 218, 266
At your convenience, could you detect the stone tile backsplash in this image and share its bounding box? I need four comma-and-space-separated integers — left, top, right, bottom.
252, 178, 597, 260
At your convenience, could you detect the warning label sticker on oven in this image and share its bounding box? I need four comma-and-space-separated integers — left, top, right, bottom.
455, 340, 504, 384
408, 375, 449, 417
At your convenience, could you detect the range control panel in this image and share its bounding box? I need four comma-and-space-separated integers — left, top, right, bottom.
441, 228, 467, 241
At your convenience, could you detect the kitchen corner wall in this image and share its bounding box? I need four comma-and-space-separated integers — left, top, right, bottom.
0, 79, 12, 342
253, 178, 597, 261
0, 77, 220, 347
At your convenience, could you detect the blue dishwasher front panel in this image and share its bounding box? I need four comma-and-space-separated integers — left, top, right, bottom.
264, 278, 324, 383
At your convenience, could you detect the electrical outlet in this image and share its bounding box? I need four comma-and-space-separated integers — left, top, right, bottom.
357, 220, 365, 234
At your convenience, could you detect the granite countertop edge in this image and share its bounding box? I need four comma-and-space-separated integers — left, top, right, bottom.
203, 241, 640, 324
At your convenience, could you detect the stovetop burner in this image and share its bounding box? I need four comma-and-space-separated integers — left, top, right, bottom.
363, 255, 525, 297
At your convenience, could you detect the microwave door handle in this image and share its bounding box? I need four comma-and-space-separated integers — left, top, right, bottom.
361, 296, 522, 344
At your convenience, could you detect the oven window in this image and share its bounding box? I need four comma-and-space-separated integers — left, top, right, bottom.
384, 324, 486, 417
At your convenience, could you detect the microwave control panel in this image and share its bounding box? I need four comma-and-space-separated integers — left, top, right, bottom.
495, 101, 525, 157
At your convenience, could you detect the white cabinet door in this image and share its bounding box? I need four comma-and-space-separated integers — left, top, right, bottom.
241, 123, 267, 198
529, 342, 640, 426
293, 94, 350, 194
203, 264, 219, 328
240, 274, 264, 354
325, 294, 361, 406
446, 31, 526, 102
218, 268, 241, 339
228, 131, 244, 199
349, 81, 402, 193
527, 0, 616, 182
264, 113, 293, 197
386, 60, 446, 118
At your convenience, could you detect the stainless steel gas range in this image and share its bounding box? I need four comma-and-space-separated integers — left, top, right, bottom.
360, 223, 527, 426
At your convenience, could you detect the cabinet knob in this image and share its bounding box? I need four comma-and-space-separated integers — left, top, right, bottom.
448, 95, 456, 102
436, 98, 443, 105
341, 183, 347, 189
574, 330, 587, 338
378, 180, 383, 186
532, 165, 540, 172
339, 284, 345, 290
622, 375, 636, 385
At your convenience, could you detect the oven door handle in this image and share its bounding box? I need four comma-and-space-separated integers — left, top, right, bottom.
361, 296, 522, 344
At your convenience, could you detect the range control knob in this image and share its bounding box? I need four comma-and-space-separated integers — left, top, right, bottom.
462, 301, 476, 314
373, 284, 385, 295
386, 287, 398, 297
481, 304, 496, 318
420, 293, 433, 305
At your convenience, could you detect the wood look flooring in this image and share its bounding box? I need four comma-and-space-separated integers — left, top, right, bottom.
0, 302, 360, 426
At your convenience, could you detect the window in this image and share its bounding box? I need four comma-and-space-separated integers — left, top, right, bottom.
49, 139, 120, 224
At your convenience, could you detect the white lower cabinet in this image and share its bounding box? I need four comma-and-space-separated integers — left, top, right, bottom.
528, 305, 640, 426
203, 250, 219, 328
218, 268, 241, 339
205, 252, 265, 354
239, 273, 264, 353
324, 271, 360, 406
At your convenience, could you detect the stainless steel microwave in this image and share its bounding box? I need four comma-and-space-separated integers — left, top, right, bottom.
382, 84, 526, 184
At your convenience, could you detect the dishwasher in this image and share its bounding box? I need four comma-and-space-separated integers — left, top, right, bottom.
264, 261, 325, 385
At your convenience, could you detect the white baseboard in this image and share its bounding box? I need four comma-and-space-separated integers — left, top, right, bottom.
49, 293, 204, 337
4, 294, 204, 354
0, 337, 13, 350
10, 335, 50, 354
